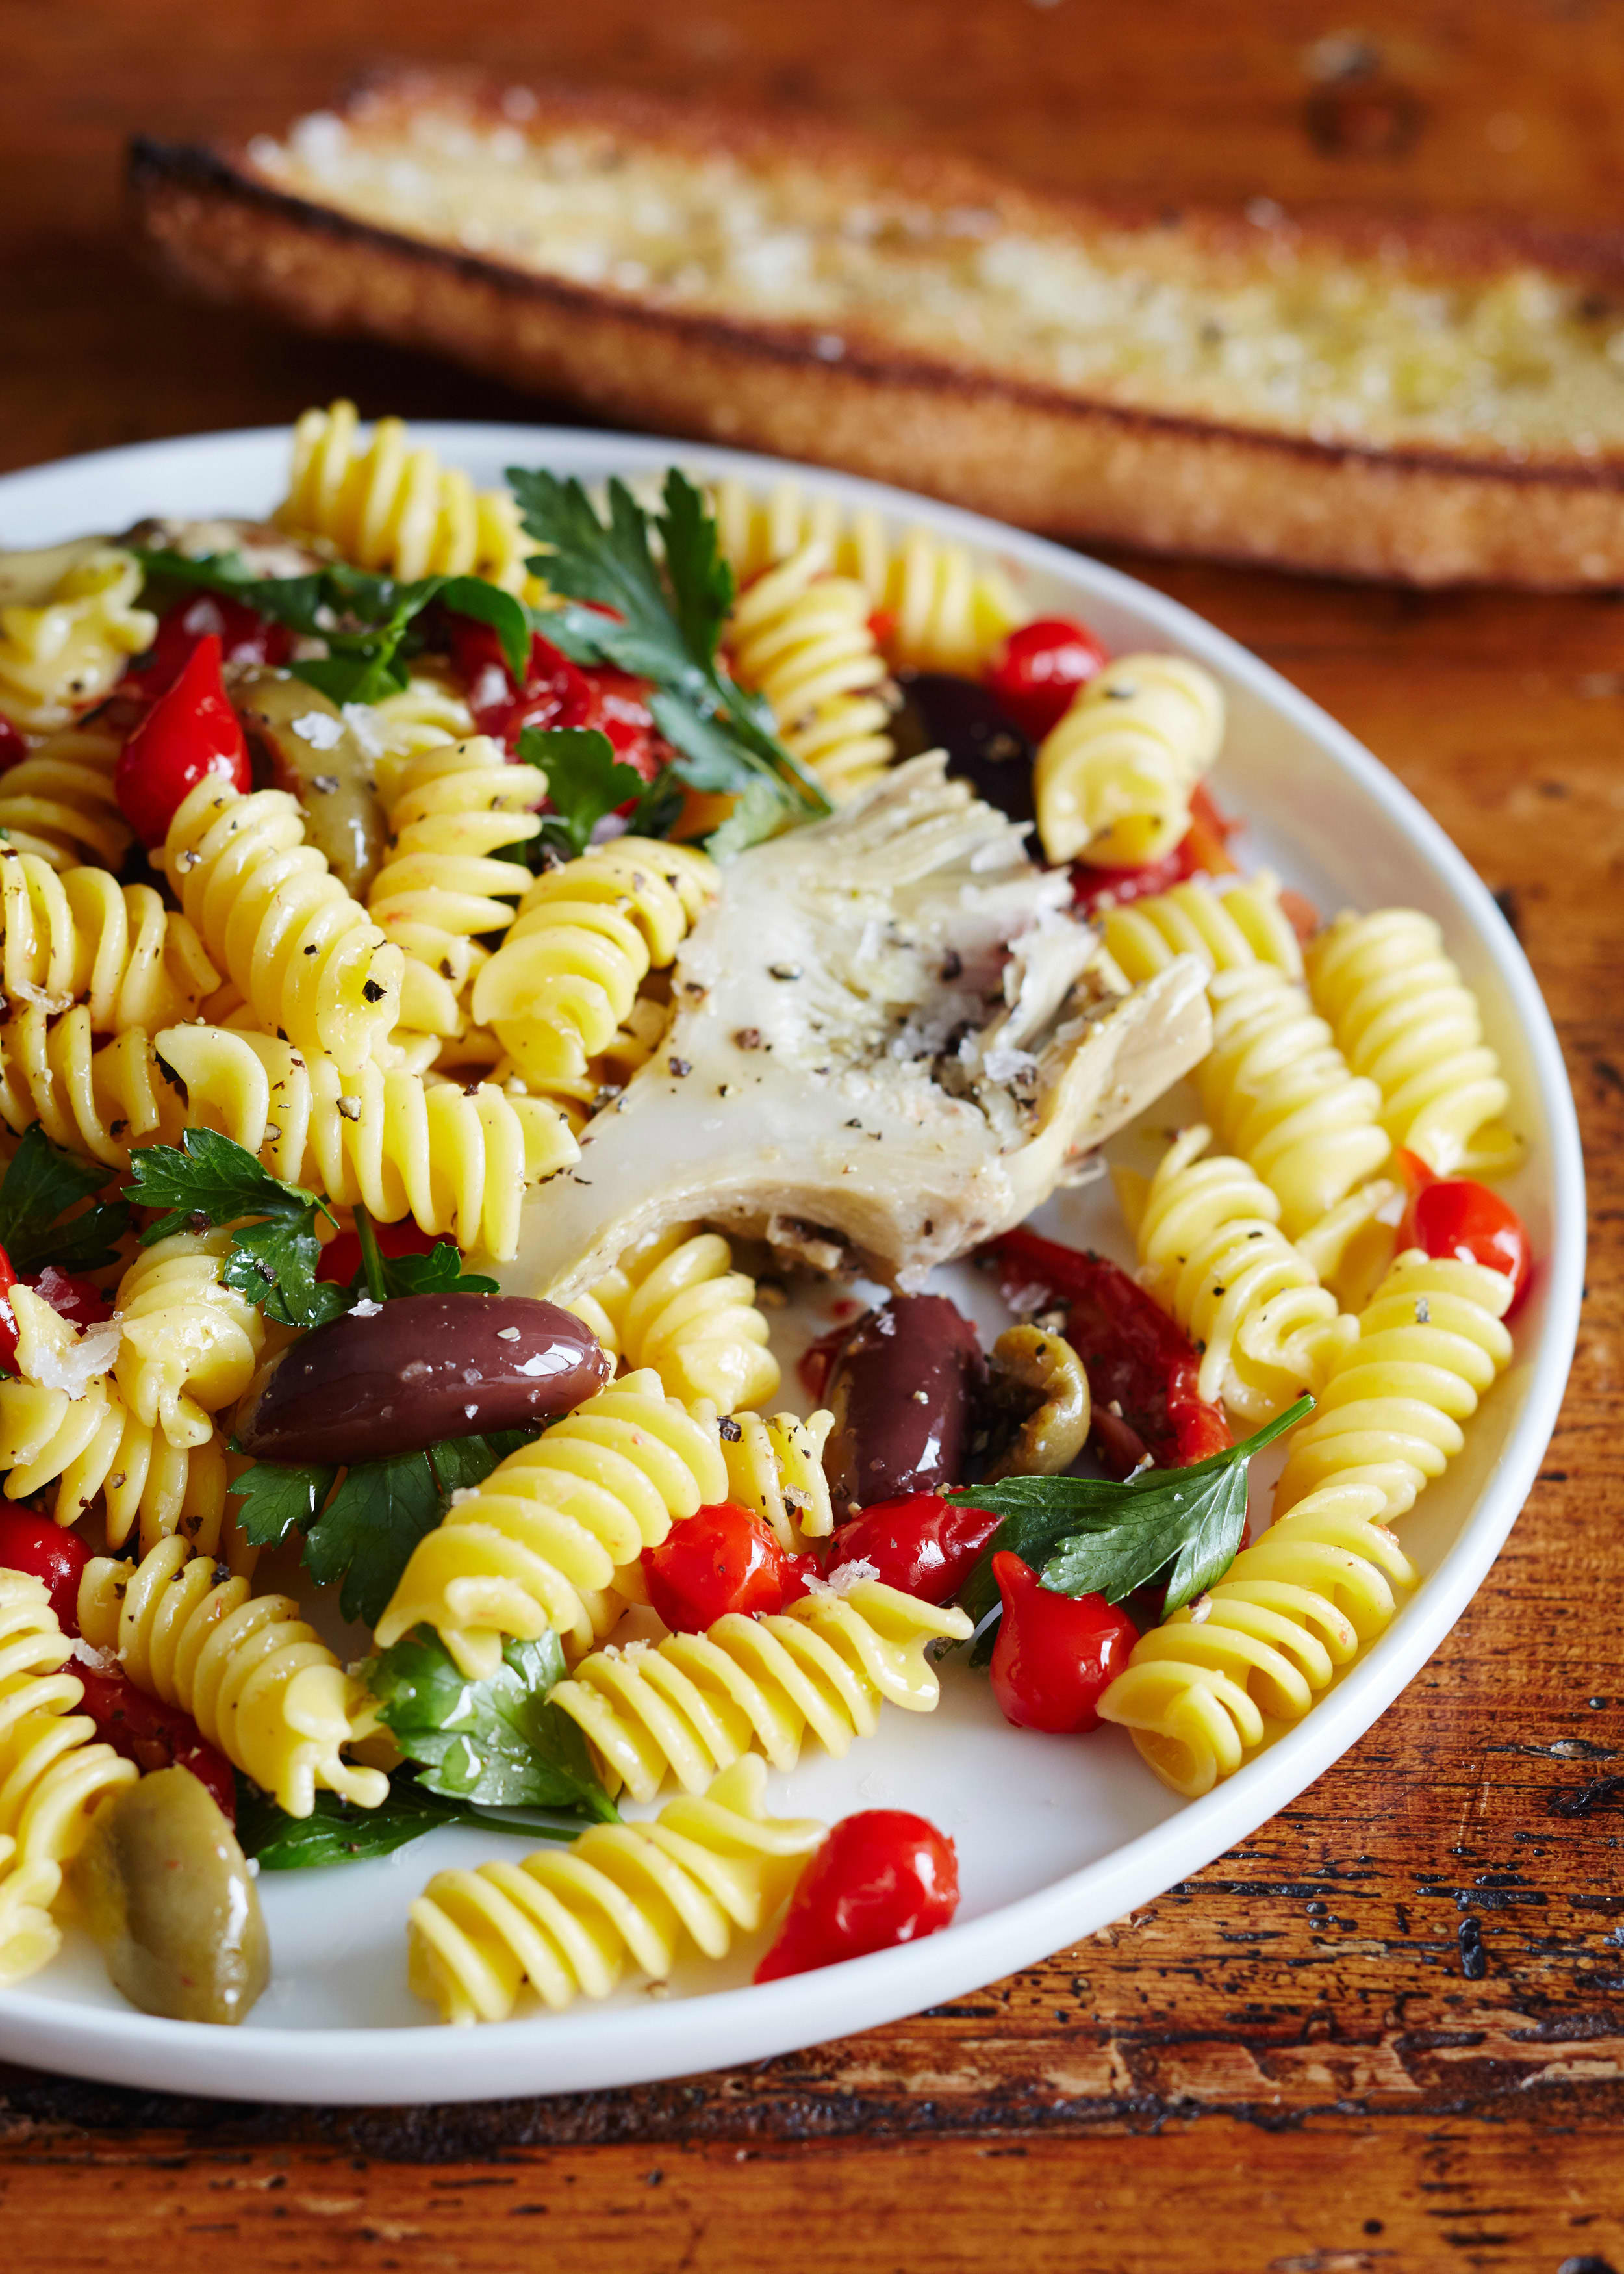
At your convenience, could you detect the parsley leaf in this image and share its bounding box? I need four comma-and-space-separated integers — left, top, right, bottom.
229, 1457, 338, 1552
302, 1431, 529, 1628
516, 725, 649, 858
369, 1626, 619, 1818
952, 1398, 1312, 1653
235, 1765, 578, 1871
127, 1128, 346, 1332
375, 1244, 500, 1300
0, 1125, 129, 1276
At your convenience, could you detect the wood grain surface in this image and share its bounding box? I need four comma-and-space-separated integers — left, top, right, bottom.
1, 3, 1621, 2268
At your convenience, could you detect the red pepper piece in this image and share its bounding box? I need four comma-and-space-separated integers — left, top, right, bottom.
1396, 1149, 1532, 1314
73, 1663, 236, 1822
25, 1266, 114, 1329
0, 1505, 91, 1631
0, 717, 28, 774
448, 619, 664, 780
642, 1502, 817, 1634
0, 1240, 18, 1372
316, 1214, 442, 1286
989, 1227, 1230, 1476
826, 1492, 999, 1606
988, 1550, 1137, 1734
1071, 784, 1240, 915
754, 1809, 959, 1982
125, 592, 292, 702
985, 617, 1109, 741
114, 633, 251, 847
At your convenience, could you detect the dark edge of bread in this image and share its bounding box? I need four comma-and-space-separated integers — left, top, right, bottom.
127, 114, 1624, 589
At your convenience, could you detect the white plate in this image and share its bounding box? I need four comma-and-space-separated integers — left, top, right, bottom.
0, 425, 1583, 2104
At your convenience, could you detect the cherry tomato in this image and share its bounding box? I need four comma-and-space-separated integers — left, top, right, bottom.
754, 1809, 959, 1982
1397, 1150, 1532, 1314
1071, 785, 1241, 914
316, 1214, 442, 1286
73, 1663, 236, 1822
826, 1493, 1000, 1606
985, 617, 1109, 741
990, 1227, 1230, 1476
642, 1502, 817, 1633
125, 593, 292, 701
0, 717, 28, 774
988, 1551, 1137, 1734
115, 633, 250, 847
0, 1504, 91, 1631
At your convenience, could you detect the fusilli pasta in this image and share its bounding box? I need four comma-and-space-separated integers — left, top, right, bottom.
569, 1223, 780, 1412
718, 1407, 836, 1545
1035, 654, 1226, 868
0, 849, 218, 1034
407, 1755, 824, 2023
112, 1231, 267, 1451
77, 1534, 387, 1819
726, 542, 893, 801
0, 1006, 181, 1167
552, 1576, 972, 1804
1099, 871, 1303, 987
0, 721, 130, 871
1305, 908, 1523, 1178
0, 548, 155, 734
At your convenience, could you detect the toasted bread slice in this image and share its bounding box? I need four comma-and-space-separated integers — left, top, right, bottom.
131, 73, 1624, 587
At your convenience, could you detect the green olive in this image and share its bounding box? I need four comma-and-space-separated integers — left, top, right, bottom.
980, 1322, 1092, 1483
235, 667, 387, 895
70, 1767, 270, 2025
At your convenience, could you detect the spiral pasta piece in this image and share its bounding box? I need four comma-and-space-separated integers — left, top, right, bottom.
570, 1223, 780, 1412
1121, 1126, 1356, 1423
366, 737, 543, 1019
1097, 1496, 1421, 1798
112, 1231, 266, 1451
0, 1005, 181, 1168
163, 778, 427, 1071
513, 993, 672, 1132
0, 1570, 139, 1984
278, 400, 539, 596
1099, 871, 1303, 987
0, 720, 130, 871
1199, 962, 1398, 1293
407, 1754, 824, 2024
0, 847, 217, 1034
1035, 654, 1225, 868
154, 1023, 578, 1262
1305, 908, 1522, 1178
0, 548, 155, 733
470, 837, 718, 1087
374, 1370, 730, 1678
718, 1408, 836, 1545
711, 478, 1025, 672
553, 1577, 972, 1804
727, 543, 893, 800
78, 1534, 386, 1819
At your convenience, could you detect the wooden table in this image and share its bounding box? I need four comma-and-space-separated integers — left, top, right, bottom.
3, 3, 1621, 2266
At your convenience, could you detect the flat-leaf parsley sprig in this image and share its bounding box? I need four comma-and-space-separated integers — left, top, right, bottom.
127, 1127, 347, 1333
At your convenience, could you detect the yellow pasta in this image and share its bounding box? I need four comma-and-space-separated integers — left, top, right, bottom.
153, 1023, 578, 1262
364, 673, 481, 805
407, 1756, 824, 2024
0, 1570, 138, 1985
112, 1231, 266, 1451
1098, 871, 1303, 987
551, 1577, 972, 1805
1119, 1125, 1355, 1423
570, 1223, 780, 1412
718, 1407, 836, 1545
470, 836, 718, 1086
279, 400, 539, 596
0, 847, 217, 1035
0, 720, 131, 871
1305, 907, 1522, 1177
1035, 654, 1226, 867
727, 541, 893, 800
0, 548, 155, 734
0, 1006, 181, 1167
374, 1370, 730, 1678
78, 1534, 387, 1819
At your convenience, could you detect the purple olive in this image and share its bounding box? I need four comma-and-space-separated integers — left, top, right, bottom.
823, 1293, 986, 1519
892, 672, 1036, 825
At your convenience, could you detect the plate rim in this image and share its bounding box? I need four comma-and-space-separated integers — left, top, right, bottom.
0, 419, 1585, 2104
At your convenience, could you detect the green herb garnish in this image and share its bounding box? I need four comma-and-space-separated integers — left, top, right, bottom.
127, 1128, 346, 1332
301, 1431, 530, 1628
235, 1765, 580, 1871
952, 1397, 1312, 1655
0, 1125, 129, 1277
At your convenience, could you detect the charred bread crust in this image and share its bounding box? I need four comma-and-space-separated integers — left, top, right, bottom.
129, 104, 1624, 589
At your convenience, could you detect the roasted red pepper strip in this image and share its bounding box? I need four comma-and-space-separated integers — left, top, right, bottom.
447, 618, 665, 779
73, 1664, 236, 1823
989, 1227, 1230, 1475
1071, 784, 1240, 917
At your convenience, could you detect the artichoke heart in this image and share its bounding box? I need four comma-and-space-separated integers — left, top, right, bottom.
511, 755, 1212, 1300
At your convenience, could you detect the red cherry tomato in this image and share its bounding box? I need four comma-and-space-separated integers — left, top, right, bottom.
826, 1493, 1000, 1606
73, 1662, 236, 1822
0, 717, 28, 774
989, 1227, 1230, 1477
0, 1504, 91, 1631
754, 1809, 959, 1982
988, 1551, 1137, 1734
316, 1214, 442, 1286
1397, 1150, 1532, 1314
115, 633, 250, 847
643, 1502, 816, 1633
125, 593, 292, 701
985, 617, 1109, 741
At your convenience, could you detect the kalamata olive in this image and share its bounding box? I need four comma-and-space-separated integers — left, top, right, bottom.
824, 1293, 985, 1519
235, 667, 388, 894
891, 672, 1036, 825
70, 1766, 269, 2025
235, 1293, 611, 1465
